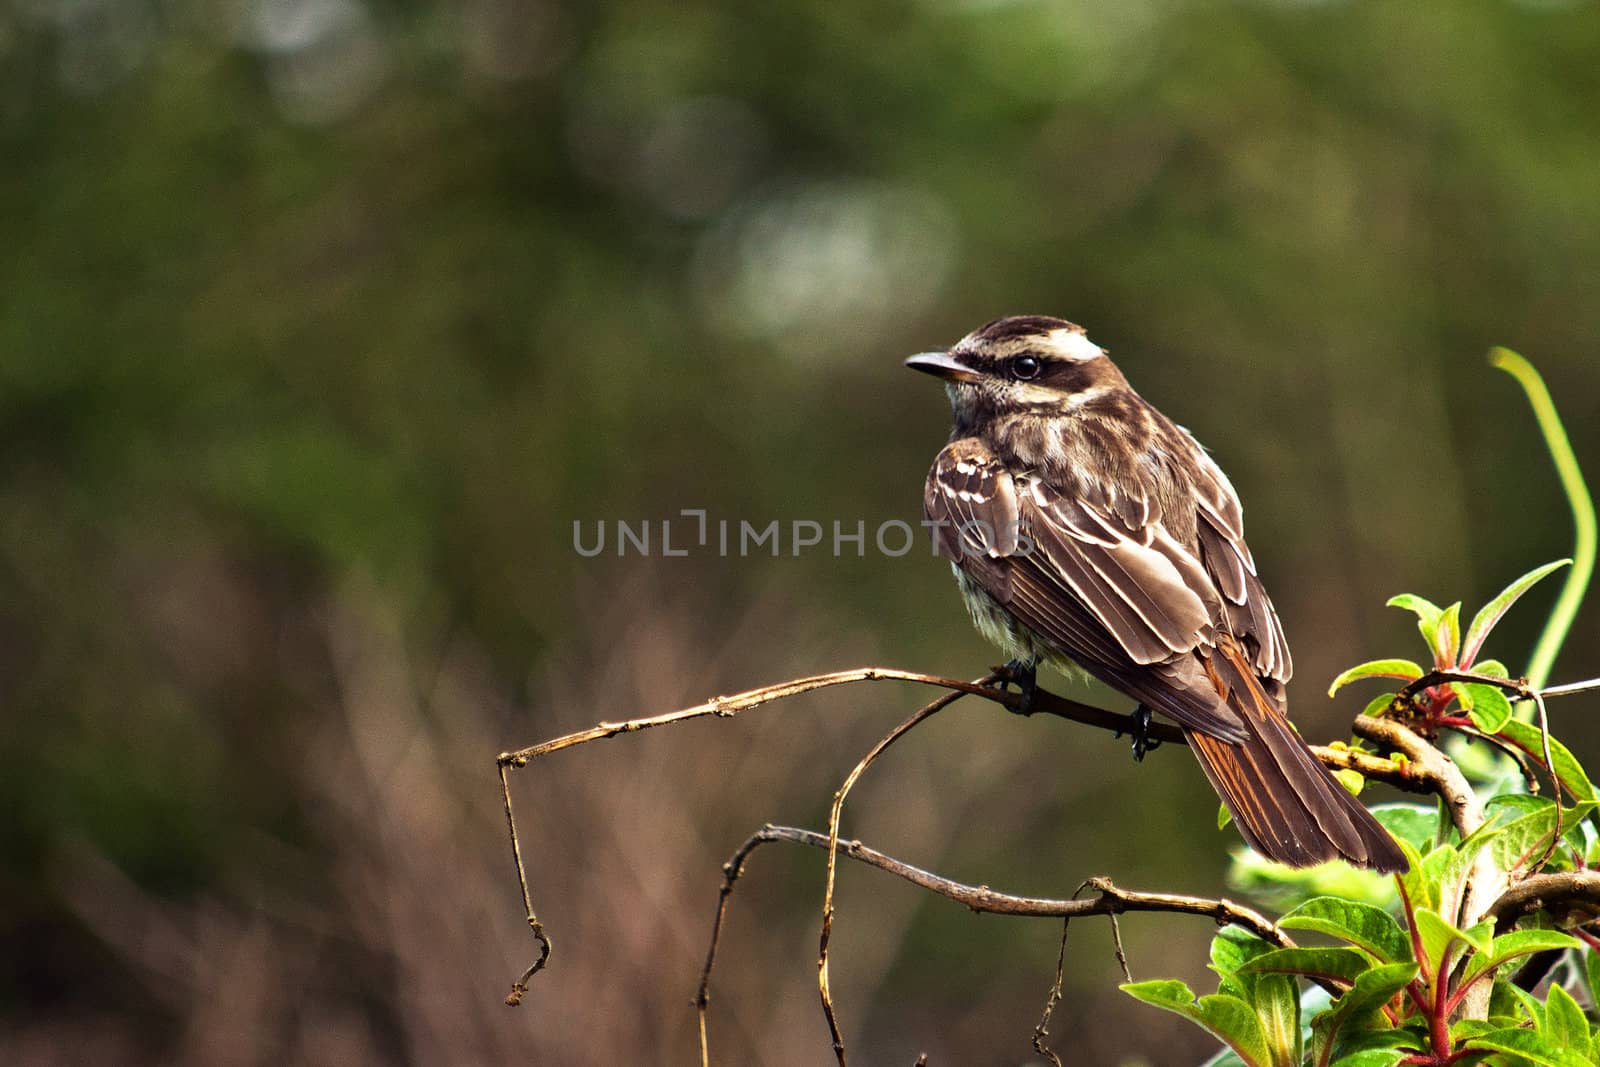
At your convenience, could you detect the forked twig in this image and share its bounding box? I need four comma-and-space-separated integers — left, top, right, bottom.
498, 664, 1587, 1050
817, 678, 992, 1065
498, 665, 1166, 1004
694, 824, 1293, 1064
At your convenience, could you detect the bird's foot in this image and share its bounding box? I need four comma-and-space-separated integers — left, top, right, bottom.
1127, 704, 1161, 762
994, 659, 1038, 714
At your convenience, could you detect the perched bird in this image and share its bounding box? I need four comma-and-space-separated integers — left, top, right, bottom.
907, 315, 1405, 872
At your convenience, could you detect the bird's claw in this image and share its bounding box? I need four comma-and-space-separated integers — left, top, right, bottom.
994, 659, 1038, 714
1128, 704, 1161, 762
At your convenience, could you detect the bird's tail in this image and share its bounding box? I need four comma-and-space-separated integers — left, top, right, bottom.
1186, 638, 1407, 873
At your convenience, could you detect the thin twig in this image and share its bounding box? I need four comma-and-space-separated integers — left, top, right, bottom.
1108, 910, 1131, 983
500, 665, 1183, 1002
1307, 741, 1440, 796
1032, 917, 1072, 1067
1541, 677, 1600, 699
1398, 669, 1536, 706
695, 830, 771, 1066
500, 664, 1453, 1007
1446, 725, 1544, 794
755, 825, 1287, 934
693, 824, 1294, 1062
496, 667, 1166, 769
499, 762, 551, 1006
818, 680, 988, 1065
1394, 668, 1600, 706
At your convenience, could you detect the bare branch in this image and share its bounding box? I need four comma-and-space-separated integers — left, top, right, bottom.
501, 664, 1181, 1004
758, 824, 1287, 935
1541, 676, 1600, 699
501, 664, 1476, 1009
1486, 870, 1600, 933
496, 666, 1155, 768
1350, 717, 1484, 839
1395, 668, 1600, 704
694, 823, 1294, 1064
1032, 917, 1072, 1067
817, 681, 985, 1065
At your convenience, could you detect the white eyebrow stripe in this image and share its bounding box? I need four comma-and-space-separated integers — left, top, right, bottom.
1046, 328, 1104, 362
1063, 384, 1112, 411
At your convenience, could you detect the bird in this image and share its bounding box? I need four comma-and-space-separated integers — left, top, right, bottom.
906, 315, 1406, 872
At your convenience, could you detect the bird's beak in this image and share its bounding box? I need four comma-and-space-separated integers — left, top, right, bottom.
904, 351, 980, 383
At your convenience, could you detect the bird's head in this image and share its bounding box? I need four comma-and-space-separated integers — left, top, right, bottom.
905, 316, 1127, 432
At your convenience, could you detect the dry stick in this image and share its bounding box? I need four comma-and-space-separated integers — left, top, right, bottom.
694, 826, 1293, 1065
501, 665, 1460, 1006
497, 667, 1149, 769
1032, 917, 1072, 1067
817, 681, 990, 1066
696, 827, 771, 1067
500, 666, 1156, 1004
694, 825, 1292, 1067
500, 761, 551, 1007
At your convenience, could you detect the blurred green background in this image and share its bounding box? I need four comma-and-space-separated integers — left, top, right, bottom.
4, 0, 1599, 1063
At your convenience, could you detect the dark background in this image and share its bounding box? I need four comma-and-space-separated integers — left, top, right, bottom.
3, 1, 1599, 1063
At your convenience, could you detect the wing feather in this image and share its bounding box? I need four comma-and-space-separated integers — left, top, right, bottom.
925, 438, 1248, 742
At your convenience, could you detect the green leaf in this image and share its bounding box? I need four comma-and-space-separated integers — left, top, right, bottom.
1280, 898, 1413, 964
1510, 981, 1547, 1030
1394, 837, 1435, 915
1462, 559, 1573, 665
1334, 768, 1366, 796
1319, 1021, 1425, 1067
1328, 1051, 1406, 1067
1210, 926, 1276, 995
1587, 949, 1600, 1009
1250, 972, 1300, 1066
1487, 800, 1596, 875
1545, 983, 1589, 1051
1436, 601, 1461, 667
1474, 658, 1510, 678
1328, 660, 1425, 698
1412, 908, 1488, 981
1498, 719, 1597, 804
1124, 977, 1200, 1011
1416, 842, 1480, 922
1242, 947, 1375, 984
1358, 691, 1399, 719
1464, 1027, 1595, 1067
1489, 978, 1529, 1024
1458, 682, 1514, 732
1371, 804, 1442, 852
1459, 929, 1583, 991
1308, 960, 1419, 1062
1218, 802, 1233, 831
1387, 593, 1443, 651
1122, 981, 1272, 1067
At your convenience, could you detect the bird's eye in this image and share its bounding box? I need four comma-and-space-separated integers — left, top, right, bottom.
1011, 356, 1042, 381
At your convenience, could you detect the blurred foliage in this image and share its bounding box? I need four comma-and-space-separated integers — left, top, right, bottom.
2, 0, 1599, 1062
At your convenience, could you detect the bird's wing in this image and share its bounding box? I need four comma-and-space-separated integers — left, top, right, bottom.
925, 438, 1248, 742
1185, 440, 1293, 686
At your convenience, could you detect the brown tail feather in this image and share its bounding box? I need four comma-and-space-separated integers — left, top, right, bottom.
1187, 640, 1407, 873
